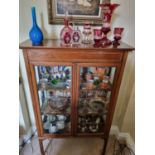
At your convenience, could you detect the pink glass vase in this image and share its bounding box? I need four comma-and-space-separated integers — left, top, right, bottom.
72, 26, 82, 45
99, 3, 120, 14
99, 3, 120, 46
101, 13, 112, 46
93, 28, 103, 47
112, 27, 124, 46
60, 18, 73, 46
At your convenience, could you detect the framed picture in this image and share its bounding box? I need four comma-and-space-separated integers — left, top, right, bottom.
47, 0, 110, 25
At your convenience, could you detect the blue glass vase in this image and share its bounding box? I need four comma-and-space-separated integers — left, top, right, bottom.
29, 7, 43, 45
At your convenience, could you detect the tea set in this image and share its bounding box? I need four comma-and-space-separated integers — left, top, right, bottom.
78, 115, 104, 133
43, 114, 69, 133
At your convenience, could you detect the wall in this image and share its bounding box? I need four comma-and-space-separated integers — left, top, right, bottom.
19, 0, 135, 140
110, 0, 135, 140
121, 84, 135, 141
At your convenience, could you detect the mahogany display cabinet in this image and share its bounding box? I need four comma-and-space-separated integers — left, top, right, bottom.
20, 39, 134, 155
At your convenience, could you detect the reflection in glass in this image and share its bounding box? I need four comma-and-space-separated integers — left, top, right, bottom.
77, 66, 116, 134
35, 65, 72, 134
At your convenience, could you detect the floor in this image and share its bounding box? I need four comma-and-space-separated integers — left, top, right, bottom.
19, 135, 121, 155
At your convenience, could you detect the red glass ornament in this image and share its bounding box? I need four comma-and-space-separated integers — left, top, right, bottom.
112, 27, 124, 46
60, 17, 73, 46
99, 3, 120, 46
102, 13, 111, 42
99, 3, 120, 15
101, 13, 111, 43
72, 26, 82, 45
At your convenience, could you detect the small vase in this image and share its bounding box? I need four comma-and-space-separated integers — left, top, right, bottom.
112, 27, 124, 46
60, 16, 73, 46
82, 22, 92, 44
93, 28, 103, 47
72, 26, 82, 45
99, 3, 120, 46
60, 19, 72, 45
29, 7, 43, 46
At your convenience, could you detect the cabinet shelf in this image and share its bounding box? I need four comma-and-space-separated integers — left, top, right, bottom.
38, 83, 71, 91
78, 122, 104, 125
77, 124, 105, 134
80, 82, 112, 91
77, 133, 104, 136
78, 97, 109, 103
41, 99, 71, 115
44, 129, 70, 134
78, 111, 108, 116
41, 111, 70, 116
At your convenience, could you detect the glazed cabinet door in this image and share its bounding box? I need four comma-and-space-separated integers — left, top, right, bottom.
30, 63, 74, 136
76, 63, 119, 136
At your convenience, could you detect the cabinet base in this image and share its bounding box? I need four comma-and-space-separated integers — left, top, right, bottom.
38, 136, 108, 155
38, 138, 45, 155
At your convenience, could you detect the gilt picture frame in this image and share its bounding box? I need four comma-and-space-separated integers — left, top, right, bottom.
47, 0, 110, 25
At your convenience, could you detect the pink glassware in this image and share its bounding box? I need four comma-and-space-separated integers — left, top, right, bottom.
112, 27, 124, 46
99, 3, 120, 46
101, 13, 112, 45
93, 28, 103, 47
60, 13, 73, 46
72, 26, 82, 45
99, 3, 120, 14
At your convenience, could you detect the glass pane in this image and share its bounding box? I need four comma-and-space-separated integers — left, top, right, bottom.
77, 66, 116, 134
34, 65, 72, 134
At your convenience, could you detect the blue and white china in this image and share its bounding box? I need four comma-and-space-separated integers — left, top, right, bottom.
56, 72, 61, 79
53, 66, 58, 73
48, 115, 56, 122
43, 121, 50, 130
57, 115, 66, 121
39, 66, 46, 74
62, 72, 66, 78
58, 66, 63, 72
65, 79, 71, 88
56, 121, 65, 130
53, 73, 57, 79
49, 67, 54, 74
40, 78, 48, 89
49, 124, 57, 133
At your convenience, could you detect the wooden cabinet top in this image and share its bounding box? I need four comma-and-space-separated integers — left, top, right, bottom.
19, 39, 134, 52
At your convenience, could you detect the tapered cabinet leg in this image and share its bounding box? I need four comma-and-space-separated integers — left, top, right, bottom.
39, 139, 45, 155
101, 138, 108, 155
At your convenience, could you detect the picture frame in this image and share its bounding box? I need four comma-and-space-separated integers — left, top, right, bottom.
47, 0, 110, 25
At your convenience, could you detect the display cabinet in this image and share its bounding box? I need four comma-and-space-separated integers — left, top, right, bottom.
20, 39, 134, 155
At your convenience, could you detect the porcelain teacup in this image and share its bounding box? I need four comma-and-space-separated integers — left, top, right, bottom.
48, 115, 56, 122
56, 121, 65, 130
43, 121, 50, 130
49, 124, 57, 133
57, 115, 66, 121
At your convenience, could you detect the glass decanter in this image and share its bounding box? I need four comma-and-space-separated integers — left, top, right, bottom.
112, 27, 124, 46
101, 13, 112, 46
60, 12, 73, 46
72, 25, 82, 45
82, 22, 92, 44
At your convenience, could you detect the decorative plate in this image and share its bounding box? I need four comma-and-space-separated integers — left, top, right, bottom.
48, 96, 70, 111
89, 98, 105, 113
